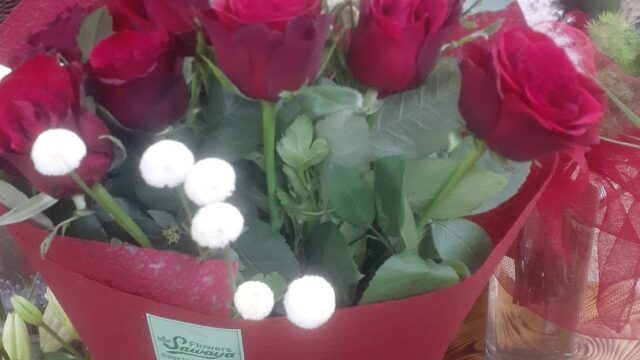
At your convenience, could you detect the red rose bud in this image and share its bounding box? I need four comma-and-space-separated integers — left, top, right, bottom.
348, 0, 462, 95
199, 0, 332, 101
88, 30, 189, 132
106, 0, 209, 54
0, 55, 113, 198
458, 27, 607, 161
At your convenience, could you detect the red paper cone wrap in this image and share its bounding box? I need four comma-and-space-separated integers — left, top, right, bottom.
1, 1, 556, 359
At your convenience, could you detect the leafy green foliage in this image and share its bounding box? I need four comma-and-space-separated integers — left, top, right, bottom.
0, 193, 57, 227
281, 84, 364, 118
360, 251, 460, 304
431, 219, 493, 272
250, 272, 288, 302
315, 112, 372, 174
232, 219, 301, 281
322, 162, 375, 228
306, 223, 364, 305
373, 156, 406, 237
277, 116, 329, 170
404, 158, 508, 219
588, 12, 640, 76
199, 82, 263, 162
371, 58, 463, 159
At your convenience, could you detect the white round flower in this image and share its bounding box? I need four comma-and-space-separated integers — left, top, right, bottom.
191, 202, 244, 249
31, 129, 87, 177
284, 275, 336, 329
234, 281, 275, 321
0, 64, 11, 81
184, 158, 236, 206
139, 140, 195, 188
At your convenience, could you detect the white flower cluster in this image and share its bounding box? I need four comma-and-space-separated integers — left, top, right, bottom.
139, 140, 243, 249
234, 275, 336, 329
31, 129, 87, 177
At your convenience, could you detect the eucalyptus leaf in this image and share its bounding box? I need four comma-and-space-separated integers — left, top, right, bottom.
306, 222, 364, 305
316, 111, 372, 174
373, 156, 406, 237
360, 251, 460, 304
277, 115, 329, 170
0, 181, 53, 228
431, 219, 493, 272
372, 58, 463, 159
282, 85, 364, 118
322, 162, 375, 228
232, 219, 301, 281
200, 82, 263, 161
77, 6, 113, 60
0, 193, 58, 227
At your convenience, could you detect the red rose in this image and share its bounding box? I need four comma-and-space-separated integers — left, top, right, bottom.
459, 27, 606, 161
199, 0, 331, 101
348, 0, 462, 95
107, 0, 208, 34
88, 30, 189, 132
0, 56, 113, 198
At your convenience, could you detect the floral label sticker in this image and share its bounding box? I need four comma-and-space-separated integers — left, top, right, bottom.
146, 314, 245, 360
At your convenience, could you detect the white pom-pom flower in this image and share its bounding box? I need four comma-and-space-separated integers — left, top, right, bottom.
191, 202, 244, 249
234, 281, 275, 321
184, 158, 236, 206
284, 275, 336, 329
140, 140, 195, 188
31, 129, 87, 177
0, 64, 11, 81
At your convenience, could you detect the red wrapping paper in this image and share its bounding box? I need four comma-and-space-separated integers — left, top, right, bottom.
1, 1, 557, 358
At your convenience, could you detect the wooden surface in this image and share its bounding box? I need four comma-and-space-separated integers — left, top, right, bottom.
444, 291, 487, 360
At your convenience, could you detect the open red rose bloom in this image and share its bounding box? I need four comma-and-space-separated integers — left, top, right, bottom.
0, 0, 631, 359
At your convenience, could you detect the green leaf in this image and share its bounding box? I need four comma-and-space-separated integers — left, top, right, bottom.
373, 156, 406, 237
404, 158, 509, 219
322, 162, 375, 228
147, 210, 178, 228
360, 251, 460, 304
77, 6, 113, 61
232, 219, 301, 281
404, 159, 457, 210
0, 180, 53, 228
0, 193, 58, 227
400, 199, 419, 252
371, 58, 463, 159
277, 115, 329, 170
431, 219, 493, 272
250, 272, 288, 302
282, 85, 364, 118
431, 167, 508, 219
442, 260, 472, 279
451, 140, 531, 215
200, 82, 263, 162
340, 222, 368, 268
306, 222, 364, 305
315, 112, 372, 174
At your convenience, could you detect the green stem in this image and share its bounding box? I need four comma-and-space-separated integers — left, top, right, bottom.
416, 140, 487, 231
40, 323, 86, 360
71, 173, 152, 248
260, 101, 282, 229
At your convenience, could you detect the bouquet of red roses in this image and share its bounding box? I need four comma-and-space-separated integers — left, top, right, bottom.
0, 0, 606, 359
